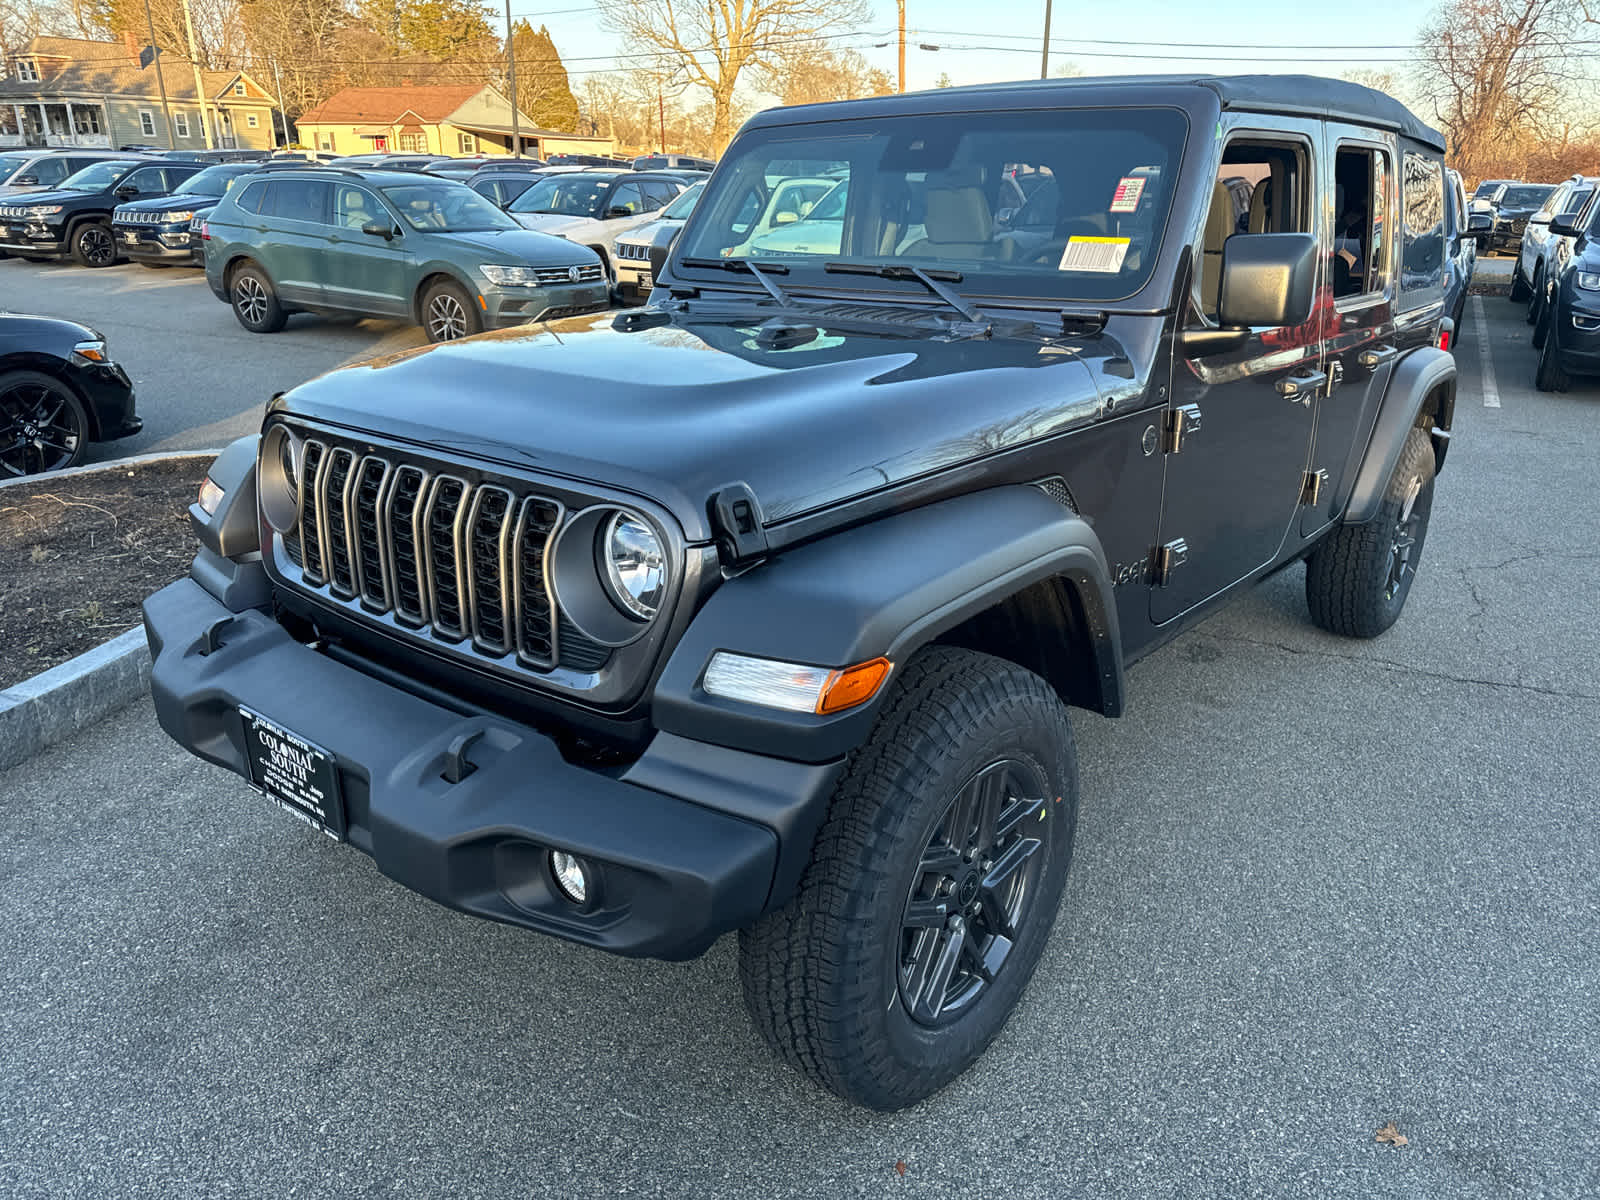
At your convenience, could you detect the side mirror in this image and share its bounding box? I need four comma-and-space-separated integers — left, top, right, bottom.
362, 220, 395, 239
1549, 217, 1583, 238
1466, 213, 1492, 233
13, 174, 38, 185
605, 205, 634, 219
1217, 232, 1318, 328
648, 228, 680, 280
114, 185, 138, 198
772, 211, 798, 225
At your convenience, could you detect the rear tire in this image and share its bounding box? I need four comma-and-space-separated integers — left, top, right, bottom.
69, 220, 117, 268
230, 262, 287, 333
1532, 291, 1551, 350
738, 647, 1079, 1111
1305, 428, 1435, 638
1535, 313, 1570, 392
1509, 262, 1531, 302
420, 278, 481, 343
1526, 265, 1543, 326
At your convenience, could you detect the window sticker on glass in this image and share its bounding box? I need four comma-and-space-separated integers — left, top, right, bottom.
1059, 236, 1130, 273
1109, 176, 1146, 213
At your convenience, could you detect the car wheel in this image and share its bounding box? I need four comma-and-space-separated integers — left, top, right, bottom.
230, 263, 287, 333
0, 369, 90, 477
1532, 290, 1551, 350
738, 646, 1079, 1112
1535, 312, 1569, 392
1526, 266, 1543, 326
69, 220, 117, 268
1305, 428, 1435, 639
1509, 261, 1530, 302
421, 278, 481, 343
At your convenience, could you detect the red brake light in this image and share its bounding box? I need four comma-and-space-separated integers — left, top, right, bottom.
200, 221, 210, 241
1438, 327, 1451, 351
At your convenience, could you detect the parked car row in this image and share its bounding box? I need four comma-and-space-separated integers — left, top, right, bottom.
1506, 179, 1600, 392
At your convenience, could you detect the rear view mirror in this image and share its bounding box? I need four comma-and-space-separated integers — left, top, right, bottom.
1217, 232, 1318, 328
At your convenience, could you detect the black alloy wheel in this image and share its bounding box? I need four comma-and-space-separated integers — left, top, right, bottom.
0, 370, 89, 477
72, 221, 116, 268
898, 759, 1049, 1027
1527, 266, 1544, 327
1384, 473, 1425, 604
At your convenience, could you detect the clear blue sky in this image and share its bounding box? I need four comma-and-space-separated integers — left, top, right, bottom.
503, 0, 1440, 102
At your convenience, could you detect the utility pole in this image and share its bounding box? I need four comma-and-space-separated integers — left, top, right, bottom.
179, 0, 213, 148
141, 0, 176, 150
1040, 0, 1053, 79
504, 0, 519, 157
658, 81, 666, 152
897, 0, 906, 93
271, 59, 287, 150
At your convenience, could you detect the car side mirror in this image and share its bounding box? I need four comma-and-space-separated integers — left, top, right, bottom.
114, 185, 138, 198
773, 211, 798, 225
362, 220, 395, 240
605, 205, 634, 219
1466, 213, 1492, 233
14, 174, 38, 185
1549, 217, 1583, 238
1180, 232, 1318, 358
648, 228, 680, 280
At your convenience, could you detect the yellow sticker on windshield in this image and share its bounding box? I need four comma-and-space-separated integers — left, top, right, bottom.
1059, 236, 1130, 273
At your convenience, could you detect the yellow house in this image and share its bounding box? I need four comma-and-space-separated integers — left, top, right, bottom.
293, 84, 616, 159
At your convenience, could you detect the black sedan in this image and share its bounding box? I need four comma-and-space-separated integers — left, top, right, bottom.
0, 313, 140, 476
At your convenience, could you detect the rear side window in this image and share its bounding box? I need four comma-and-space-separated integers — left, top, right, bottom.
1331, 144, 1389, 301
1399, 153, 1444, 302
233, 180, 267, 214
262, 179, 331, 223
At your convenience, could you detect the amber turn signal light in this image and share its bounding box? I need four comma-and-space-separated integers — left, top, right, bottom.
817, 658, 893, 714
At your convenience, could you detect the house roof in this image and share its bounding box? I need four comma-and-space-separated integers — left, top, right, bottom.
20, 36, 130, 62
0, 36, 273, 105
296, 85, 489, 126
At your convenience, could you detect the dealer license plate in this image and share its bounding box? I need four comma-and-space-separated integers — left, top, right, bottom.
122, 232, 140, 245
240, 707, 346, 840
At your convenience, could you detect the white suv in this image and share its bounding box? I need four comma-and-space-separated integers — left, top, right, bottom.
507, 171, 689, 277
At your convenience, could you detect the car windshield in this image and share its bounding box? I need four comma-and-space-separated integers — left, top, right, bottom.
1502, 185, 1553, 207
379, 182, 519, 232
661, 181, 705, 219
59, 160, 138, 190
676, 106, 1188, 303
1473, 182, 1501, 199
0, 153, 30, 183
177, 164, 254, 195
508, 173, 612, 217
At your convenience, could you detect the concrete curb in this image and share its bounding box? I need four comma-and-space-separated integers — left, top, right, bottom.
0, 627, 151, 771
0, 449, 218, 772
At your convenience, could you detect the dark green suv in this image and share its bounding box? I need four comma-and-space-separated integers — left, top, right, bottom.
202, 167, 609, 342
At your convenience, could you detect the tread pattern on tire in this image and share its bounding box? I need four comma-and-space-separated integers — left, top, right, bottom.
1304, 428, 1434, 639
738, 646, 1076, 1111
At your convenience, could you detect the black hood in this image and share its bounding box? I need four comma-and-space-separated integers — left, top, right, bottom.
115, 192, 223, 212
276, 306, 1115, 542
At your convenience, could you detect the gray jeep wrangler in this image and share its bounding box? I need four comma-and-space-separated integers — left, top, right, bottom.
146, 74, 1455, 1111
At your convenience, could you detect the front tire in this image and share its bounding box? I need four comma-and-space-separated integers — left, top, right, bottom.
230, 263, 287, 333
421, 278, 481, 343
0, 369, 90, 476
739, 647, 1080, 1111
69, 220, 117, 268
1510, 261, 1531, 302
1305, 428, 1435, 638
1536, 312, 1570, 392
1526, 265, 1544, 326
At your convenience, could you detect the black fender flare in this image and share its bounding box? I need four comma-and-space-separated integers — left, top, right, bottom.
651, 485, 1124, 764
1344, 346, 1455, 525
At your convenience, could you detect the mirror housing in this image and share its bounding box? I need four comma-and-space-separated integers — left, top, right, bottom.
1466, 212, 1492, 233
605, 205, 634, 219
362, 220, 395, 239
14, 174, 38, 185
648, 228, 680, 281
114, 185, 138, 198
1550, 217, 1583, 238
1217, 232, 1318, 328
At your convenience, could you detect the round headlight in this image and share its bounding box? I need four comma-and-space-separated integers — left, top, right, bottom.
258, 424, 304, 533
602, 511, 666, 620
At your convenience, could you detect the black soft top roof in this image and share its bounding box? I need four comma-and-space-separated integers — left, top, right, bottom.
748, 73, 1445, 154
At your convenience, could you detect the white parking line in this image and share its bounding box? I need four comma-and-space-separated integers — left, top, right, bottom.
1472, 295, 1501, 408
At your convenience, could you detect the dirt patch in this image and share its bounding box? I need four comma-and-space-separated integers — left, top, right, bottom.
1469, 282, 1511, 296
0, 458, 207, 689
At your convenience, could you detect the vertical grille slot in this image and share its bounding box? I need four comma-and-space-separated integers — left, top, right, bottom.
384, 466, 429, 624
298, 440, 328, 584
466, 486, 514, 652
424, 476, 469, 639
513, 497, 562, 667
319, 448, 357, 596
351, 456, 390, 608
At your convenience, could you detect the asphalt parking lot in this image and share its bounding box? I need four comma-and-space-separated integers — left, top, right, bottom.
2, 277, 1599, 1198
0, 256, 428, 459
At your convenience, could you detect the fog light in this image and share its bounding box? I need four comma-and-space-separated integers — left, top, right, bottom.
549, 851, 588, 904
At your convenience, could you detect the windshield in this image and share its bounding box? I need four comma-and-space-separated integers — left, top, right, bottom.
0, 154, 29, 184
1502, 185, 1553, 208
380, 181, 519, 232
661, 180, 705, 219
1472, 182, 1501, 199
177, 164, 255, 195
676, 106, 1188, 303
508, 173, 612, 217
59, 160, 139, 191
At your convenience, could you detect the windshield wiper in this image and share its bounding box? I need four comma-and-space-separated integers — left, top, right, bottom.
679, 256, 797, 307
823, 262, 981, 324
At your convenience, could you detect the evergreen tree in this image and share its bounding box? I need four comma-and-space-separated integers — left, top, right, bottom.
508, 20, 577, 132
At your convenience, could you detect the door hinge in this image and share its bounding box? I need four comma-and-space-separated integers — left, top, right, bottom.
1326, 360, 1344, 396
1162, 404, 1202, 454
1300, 468, 1329, 507
1150, 538, 1189, 587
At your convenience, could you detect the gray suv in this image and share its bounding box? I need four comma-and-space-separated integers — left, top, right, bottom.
201, 167, 610, 341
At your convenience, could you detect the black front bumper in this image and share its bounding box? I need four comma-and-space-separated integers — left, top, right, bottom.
0, 226, 66, 258
143, 577, 838, 960
76, 359, 140, 442
113, 224, 201, 265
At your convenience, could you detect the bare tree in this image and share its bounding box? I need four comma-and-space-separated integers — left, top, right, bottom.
597, 0, 870, 153
1412, 0, 1583, 180
763, 43, 889, 107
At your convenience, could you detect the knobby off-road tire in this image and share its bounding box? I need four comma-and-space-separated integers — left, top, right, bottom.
738, 647, 1080, 1111
1305, 427, 1435, 638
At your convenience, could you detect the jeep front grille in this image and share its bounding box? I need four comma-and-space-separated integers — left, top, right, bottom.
281, 437, 586, 672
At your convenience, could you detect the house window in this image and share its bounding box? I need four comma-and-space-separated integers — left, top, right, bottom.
317, 132, 335, 151
246, 113, 259, 128
72, 107, 103, 135
458, 132, 476, 153
139, 110, 156, 138
233, 82, 245, 96
18, 60, 40, 82
174, 112, 190, 138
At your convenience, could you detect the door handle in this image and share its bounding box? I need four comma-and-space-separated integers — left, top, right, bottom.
1357, 345, 1397, 371
1276, 370, 1327, 401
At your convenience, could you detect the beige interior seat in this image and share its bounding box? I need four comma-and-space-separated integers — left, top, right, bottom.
1248, 178, 1273, 233
901, 176, 1012, 261
1200, 179, 1235, 317
341, 192, 372, 229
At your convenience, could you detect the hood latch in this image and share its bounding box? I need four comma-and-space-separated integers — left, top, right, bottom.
710, 482, 769, 564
